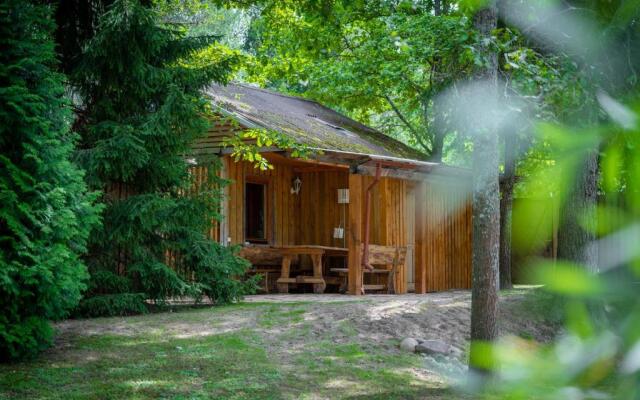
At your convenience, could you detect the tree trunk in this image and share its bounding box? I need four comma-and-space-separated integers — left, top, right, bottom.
470, 1, 500, 372
429, 0, 445, 162
429, 100, 446, 163
557, 150, 599, 271
499, 133, 516, 289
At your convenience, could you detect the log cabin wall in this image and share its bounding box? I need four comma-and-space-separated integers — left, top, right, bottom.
298, 170, 349, 247
414, 178, 472, 293
186, 164, 220, 242
224, 156, 300, 246
220, 155, 472, 295
351, 175, 411, 294
191, 115, 248, 158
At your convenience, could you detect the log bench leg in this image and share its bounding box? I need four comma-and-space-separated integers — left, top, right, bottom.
311, 254, 326, 294
277, 283, 289, 294
277, 256, 292, 294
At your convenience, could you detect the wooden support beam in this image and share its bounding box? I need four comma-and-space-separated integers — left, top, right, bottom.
220, 156, 230, 245
415, 181, 427, 294
348, 174, 363, 295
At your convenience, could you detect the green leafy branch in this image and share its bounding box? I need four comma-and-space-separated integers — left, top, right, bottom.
222, 128, 316, 170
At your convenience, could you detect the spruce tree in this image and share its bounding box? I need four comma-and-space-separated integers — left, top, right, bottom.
71, 0, 252, 316
0, 0, 101, 360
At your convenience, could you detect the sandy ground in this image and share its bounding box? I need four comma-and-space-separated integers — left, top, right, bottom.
54, 287, 554, 359
245, 289, 555, 355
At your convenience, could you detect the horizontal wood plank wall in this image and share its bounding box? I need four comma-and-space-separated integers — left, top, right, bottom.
414, 179, 472, 293
191, 115, 252, 157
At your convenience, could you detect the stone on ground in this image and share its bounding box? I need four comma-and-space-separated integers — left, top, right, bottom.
400, 337, 418, 352
415, 340, 451, 355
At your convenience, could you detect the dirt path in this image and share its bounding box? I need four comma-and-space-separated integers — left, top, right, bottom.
243, 288, 554, 356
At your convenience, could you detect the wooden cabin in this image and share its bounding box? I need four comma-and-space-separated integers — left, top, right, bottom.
191, 83, 473, 295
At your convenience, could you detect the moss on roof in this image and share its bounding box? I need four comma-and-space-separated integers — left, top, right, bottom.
205, 83, 427, 161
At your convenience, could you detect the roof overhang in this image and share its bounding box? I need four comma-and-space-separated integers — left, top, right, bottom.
284, 148, 471, 182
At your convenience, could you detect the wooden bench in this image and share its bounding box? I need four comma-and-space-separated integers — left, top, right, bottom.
239, 246, 295, 294
239, 245, 348, 294
331, 245, 407, 294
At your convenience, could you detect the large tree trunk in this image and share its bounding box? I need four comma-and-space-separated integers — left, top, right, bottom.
429, 100, 446, 163
499, 133, 516, 289
557, 151, 599, 271
470, 1, 500, 372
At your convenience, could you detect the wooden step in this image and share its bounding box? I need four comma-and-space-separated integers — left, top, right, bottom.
363, 284, 386, 291
366, 269, 391, 274
295, 276, 324, 284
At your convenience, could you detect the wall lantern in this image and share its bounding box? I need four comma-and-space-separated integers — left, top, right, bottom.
291, 176, 302, 195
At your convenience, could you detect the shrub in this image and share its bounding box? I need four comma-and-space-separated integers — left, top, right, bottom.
74, 294, 148, 318
0, 0, 101, 360
71, 0, 252, 315
189, 243, 261, 305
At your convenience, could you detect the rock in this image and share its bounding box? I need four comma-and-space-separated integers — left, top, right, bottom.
450, 346, 463, 357
400, 337, 419, 352
415, 340, 451, 355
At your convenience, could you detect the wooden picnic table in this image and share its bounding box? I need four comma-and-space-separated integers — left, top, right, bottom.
274, 245, 347, 294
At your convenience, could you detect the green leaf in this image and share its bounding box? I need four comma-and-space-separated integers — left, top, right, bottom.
535, 261, 603, 297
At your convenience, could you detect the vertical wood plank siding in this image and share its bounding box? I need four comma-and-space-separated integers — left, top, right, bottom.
108, 153, 473, 293
224, 158, 301, 246
414, 179, 472, 292
221, 157, 473, 294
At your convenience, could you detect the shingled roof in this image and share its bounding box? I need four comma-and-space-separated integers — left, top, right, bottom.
203, 83, 427, 161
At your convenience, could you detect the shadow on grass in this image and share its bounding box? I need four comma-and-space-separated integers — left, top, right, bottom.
0, 331, 282, 400
0, 303, 462, 400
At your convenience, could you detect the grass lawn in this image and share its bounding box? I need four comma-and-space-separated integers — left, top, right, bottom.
0, 300, 456, 400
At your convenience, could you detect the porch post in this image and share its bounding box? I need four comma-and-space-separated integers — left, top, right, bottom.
219, 156, 230, 245
348, 173, 363, 295
415, 181, 427, 294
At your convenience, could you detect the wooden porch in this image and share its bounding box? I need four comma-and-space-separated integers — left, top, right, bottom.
210, 151, 472, 295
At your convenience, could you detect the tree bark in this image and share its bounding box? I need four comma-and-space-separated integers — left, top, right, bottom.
429, 127, 445, 162
470, 1, 500, 372
499, 133, 516, 289
429, 100, 446, 162
557, 150, 599, 271
429, 0, 445, 162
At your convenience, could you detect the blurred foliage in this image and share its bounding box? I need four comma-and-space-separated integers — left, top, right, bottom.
469, 1, 640, 396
